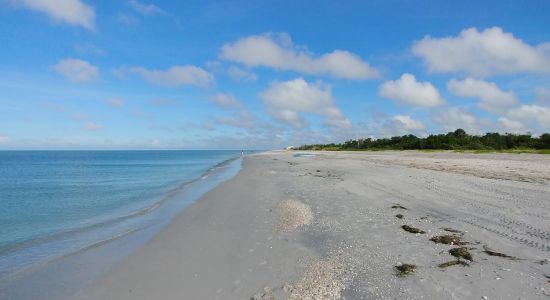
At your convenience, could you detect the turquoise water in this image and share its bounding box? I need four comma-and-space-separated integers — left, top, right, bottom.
0, 150, 240, 276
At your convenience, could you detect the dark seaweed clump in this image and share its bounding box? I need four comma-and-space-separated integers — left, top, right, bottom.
443, 228, 464, 234
395, 214, 404, 219
401, 225, 425, 234
430, 235, 468, 245
483, 246, 518, 260
438, 260, 469, 268
391, 204, 407, 210
394, 264, 416, 276
449, 247, 473, 261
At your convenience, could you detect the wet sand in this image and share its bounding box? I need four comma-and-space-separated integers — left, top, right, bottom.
78, 151, 550, 299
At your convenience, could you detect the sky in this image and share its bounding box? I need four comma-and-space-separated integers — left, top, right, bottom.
0, 0, 549, 149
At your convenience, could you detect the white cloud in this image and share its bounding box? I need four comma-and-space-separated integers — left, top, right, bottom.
210, 93, 242, 109
496, 117, 527, 133
127, 0, 164, 16
507, 105, 550, 128
412, 27, 550, 77
447, 77, 518, 113
535, 87, 550, 104
227, 66, 257, 82
106, 98, 125, 107
379, 73, 443, 107
84, 122, 104, 130
13, 0, 95, 30
129, 65, 213, 87
217, 110, 256, 129
260, 78, 351, 129
220, 33, 379, 80
380, 115, 426, 137
432, 107, 485, 134
51, 58, 99, 83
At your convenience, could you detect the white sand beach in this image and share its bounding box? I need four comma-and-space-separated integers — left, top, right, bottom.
78, 151, 550, 299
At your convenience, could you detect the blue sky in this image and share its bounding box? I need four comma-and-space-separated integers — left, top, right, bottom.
0, 0, 549, 149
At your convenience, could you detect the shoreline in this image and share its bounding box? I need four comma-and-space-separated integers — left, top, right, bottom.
0, 156, 243, 300
78, 150, 550, 299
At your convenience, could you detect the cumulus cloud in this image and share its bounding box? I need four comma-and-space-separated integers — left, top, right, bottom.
217, 110, 256, 129
535, 87, 550, 104
496, 117, 527, 133
220, 33, 379, 80
380, 115, 426, 137
127, 0, 164, 15
227, 66, 257, 82
432, 107, 486, 134
379, 73, 443, 107
210, 93, 242, 109
51, 58, 99, 83
84, 122, 104, 130
13, 0, 95, 30
447, 78, 518, 113
412, 27, 550, 77
507, 105, 550, 128
260, 78, 351, 129
129, 65, 213, 87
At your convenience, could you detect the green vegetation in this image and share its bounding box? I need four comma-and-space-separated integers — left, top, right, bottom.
296, 129, 550, 152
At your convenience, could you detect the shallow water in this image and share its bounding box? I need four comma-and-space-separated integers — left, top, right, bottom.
0, 150, 240, 277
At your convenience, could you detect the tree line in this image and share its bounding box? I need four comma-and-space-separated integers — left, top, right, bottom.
296, 129, 550, 151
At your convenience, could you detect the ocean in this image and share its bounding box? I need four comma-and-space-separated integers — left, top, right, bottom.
0, 150, 241, 282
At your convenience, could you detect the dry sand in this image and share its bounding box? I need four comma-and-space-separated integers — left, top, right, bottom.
78, 150, 550, 299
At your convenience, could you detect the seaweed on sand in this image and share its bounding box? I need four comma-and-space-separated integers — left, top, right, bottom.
438, 260, 469, 268
394, 264, 416, 277
395, 214, 404, 219
443, 228, 464, 234
430, 235, 468, 245
391, 204, 407, 210
483, 246, 519, 260
449, 247, 473, 261
401, 225, 425, 234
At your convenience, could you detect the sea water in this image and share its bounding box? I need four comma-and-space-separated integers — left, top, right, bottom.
0, 150, 241, 279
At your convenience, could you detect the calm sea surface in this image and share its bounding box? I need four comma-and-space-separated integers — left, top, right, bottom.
0, 150, 241, 275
